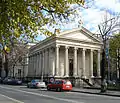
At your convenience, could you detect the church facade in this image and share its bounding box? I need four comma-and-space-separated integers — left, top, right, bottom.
28, 27, 102, 85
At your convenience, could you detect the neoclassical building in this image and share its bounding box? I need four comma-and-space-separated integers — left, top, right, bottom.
28, 26, 102, 85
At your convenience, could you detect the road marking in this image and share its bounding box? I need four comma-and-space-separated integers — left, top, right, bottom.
0, 93, 24, 103
0, 86, 83, 103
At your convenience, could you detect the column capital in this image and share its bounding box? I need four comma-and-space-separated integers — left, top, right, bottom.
82, 48, 86, 51
98, 49, 101, 53
90, 49, 94, 52
74, 47, 78, 50
56, 45, 60, 48
65, 46, 69, 49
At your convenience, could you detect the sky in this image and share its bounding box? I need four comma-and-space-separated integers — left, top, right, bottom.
37, 0, 120, 41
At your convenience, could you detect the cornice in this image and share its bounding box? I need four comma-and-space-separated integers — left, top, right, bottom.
56, 36, 103, 46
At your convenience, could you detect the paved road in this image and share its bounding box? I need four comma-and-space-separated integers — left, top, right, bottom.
0, 85, 120, 103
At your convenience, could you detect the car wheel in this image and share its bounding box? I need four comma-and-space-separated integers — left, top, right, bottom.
47, 86, 50, 91
27, 85, 29, 88
57, 88, 61, 92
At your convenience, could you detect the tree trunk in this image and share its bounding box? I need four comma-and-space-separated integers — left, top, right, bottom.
101, 49, 107, 92
4, 54, 8, 77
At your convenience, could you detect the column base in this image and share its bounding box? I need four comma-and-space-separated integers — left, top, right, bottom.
91, 76, 94, 78
73, 75, 78, 78
54, 75, 60, 77
64, 75, 69, 77
82, 75, 86, 79
97, 76, 101, 78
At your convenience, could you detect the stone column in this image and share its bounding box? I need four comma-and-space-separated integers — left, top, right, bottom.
49, 48, 52, 76
74, 47, 78, 76
90, 49, 94, 78
82, 48, 86, 78
55, 45, 60, 76
44, 49, 47, 76
47, 48, 50, 76
30, 56, 32, 76
42, 51, 45, 76
64, 46, 69, 77
40, 52, 42, 76
28, 56, 31, 77
38, 53, 41, 76
36, 54, 38, 76
34, 54, 37, 77
40, 52, 43, 76
97, 50, 101, 77
37, 53, 40, 76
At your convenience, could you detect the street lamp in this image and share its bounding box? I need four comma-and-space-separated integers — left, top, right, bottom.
12, 50, 16, 78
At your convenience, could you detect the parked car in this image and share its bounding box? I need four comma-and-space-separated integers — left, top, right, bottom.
3, 77, 12, 84
27, 79, 46, 88
0, 77, 3, 83
3, 78, 22, 85
47, 80, 72, 92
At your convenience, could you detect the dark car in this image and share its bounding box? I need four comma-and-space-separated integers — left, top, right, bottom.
3, 78, 22, 85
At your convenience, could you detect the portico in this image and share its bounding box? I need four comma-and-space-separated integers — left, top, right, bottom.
28, 26, 102, 85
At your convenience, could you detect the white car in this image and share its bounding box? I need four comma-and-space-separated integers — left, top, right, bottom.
27, 79, 46, 88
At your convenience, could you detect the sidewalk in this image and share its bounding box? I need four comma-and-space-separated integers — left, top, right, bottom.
72, 87, 120, 97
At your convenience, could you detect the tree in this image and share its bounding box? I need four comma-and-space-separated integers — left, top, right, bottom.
109, 33, 120, 58
109, 33, 120, 79
7, 42, 30, 78
0, 0, 85, 48
98, 12, 120, 92
0, 0, 85, 77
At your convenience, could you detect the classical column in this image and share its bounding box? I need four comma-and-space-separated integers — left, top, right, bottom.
47, 48, 50, 76
55, 45, 60, 76
74, 47, 78, 76
64, 46, 69, 77
82, 48, 86, 78
42, 51, 45, 76
35, 54, 38, 76
36, 53, 40, 76
48, 48, 52, 76
38, 52, 41, 76
44, 49, 47, 76
97, 50, 101, 77
32, 54, 35, 77
34, 54, 37, 77
90, 49, 94, 78
40, 52, 43, 76
31, 56, 33, 76
28, 56, 31, 76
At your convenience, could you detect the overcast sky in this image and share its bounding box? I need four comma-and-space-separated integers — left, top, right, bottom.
37, 0, 120, 41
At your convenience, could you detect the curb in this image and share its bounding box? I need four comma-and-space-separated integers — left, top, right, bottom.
71, 90, 120, 97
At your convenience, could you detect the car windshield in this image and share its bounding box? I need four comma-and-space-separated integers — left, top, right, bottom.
63, 81, 71, 85
31, 79, 40, 83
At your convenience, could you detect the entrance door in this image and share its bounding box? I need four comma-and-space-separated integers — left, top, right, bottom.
69, 59, 73, 76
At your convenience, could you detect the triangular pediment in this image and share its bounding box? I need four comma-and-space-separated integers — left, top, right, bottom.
57, 27, 101, 43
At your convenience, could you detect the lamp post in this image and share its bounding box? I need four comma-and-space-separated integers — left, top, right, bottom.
12, 48, 16, 78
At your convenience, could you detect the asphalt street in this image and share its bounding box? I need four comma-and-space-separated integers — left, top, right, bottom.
0, 84, 120, 103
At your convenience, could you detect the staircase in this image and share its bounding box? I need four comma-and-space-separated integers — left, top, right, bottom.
81, 78, 93, 87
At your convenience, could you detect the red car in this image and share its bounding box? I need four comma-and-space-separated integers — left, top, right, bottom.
47, 80, 72, 92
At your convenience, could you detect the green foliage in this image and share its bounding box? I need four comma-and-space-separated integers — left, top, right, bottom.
0, 0, 85, 53
109, 33, 120, 58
